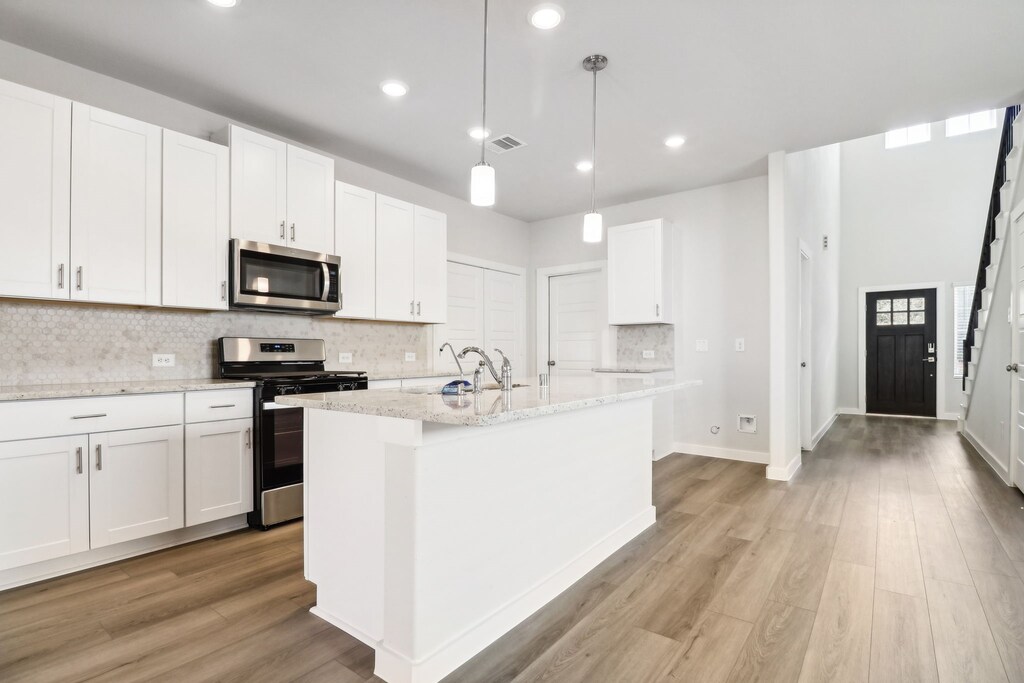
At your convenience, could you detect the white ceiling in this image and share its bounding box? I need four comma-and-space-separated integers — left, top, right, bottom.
0, 0, 1021, 222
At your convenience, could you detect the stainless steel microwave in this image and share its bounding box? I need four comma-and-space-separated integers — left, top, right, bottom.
230, 239, 341, 315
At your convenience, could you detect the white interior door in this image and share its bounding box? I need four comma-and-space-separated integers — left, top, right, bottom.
1014, 209, 1024, 490
484, 269, 523, 374
800, 250, 813, 450
437, 262, 484, 375
548, 271, 603, 374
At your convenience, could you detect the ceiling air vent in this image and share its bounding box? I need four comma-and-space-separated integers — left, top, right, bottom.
486, 134, 527, 154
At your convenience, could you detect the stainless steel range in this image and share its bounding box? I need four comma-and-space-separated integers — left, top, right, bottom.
217, 337, 367, 529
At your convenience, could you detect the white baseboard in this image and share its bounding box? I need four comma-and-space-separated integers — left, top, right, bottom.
766, 454, 802, 481
807, 413, 838, 451
836, 406, 863, 415
939, 412, 960, 421
962, 428, 1012, 485
365, 506, 657, 683
0, 515, 249, 591
670, 442, 768, 464
838, 405, 957, 421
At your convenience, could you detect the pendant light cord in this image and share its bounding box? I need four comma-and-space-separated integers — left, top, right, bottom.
480, 0, 488, 165
591, 66, 597, 213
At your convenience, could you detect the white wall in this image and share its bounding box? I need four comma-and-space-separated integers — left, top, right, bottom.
529, 176, 770, 458
838, 121, 1001, 416
0, 39, 531, 268
785, 145, 842, 445
964, 237, 1012, 481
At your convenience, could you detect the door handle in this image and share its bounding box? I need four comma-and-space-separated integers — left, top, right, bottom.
221, 281, 227, 301
72, 413, 107, 420
95, 444, 102, 471
58, 263, 65, 289
800, 362, 807, 368
290, 223, 296, 241
548, 360, 556, 366
76, 266, 83, 291
76, 447, 83, 474
410, 301, 415, 316
321, 263, 331, 301
209, 404, 236, 409
245, 428, 252, 449
1007, 363, 1019, 373
656, 303, 660, 317
417, 301, 421, 316
279, 220, 286, 240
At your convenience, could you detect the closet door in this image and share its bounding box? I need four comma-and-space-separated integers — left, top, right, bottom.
484, 269, 524, 372
0, 79, 71, 300
437, 262, 485, 375
71, 104, 161, 305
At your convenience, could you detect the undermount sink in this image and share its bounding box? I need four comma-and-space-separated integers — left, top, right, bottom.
401, 383, 529, 395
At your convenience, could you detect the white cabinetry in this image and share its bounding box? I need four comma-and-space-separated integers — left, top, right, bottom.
0, 79, 71, 300
607, 219, 672, 325
375, 195, 447, 323
71, 104, 162, 306
162, 130, 229, 310
0, 435, 88, 570
185, 418, 253, 526
89, 425, 184, 548
335, 181, 377, 319
226, 125, 334, 253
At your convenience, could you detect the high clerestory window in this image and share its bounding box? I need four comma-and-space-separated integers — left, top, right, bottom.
946, 110, 999, 137
884, 123, 931, 149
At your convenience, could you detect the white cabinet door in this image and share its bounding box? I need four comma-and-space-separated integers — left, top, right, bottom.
484, 269, 524, 372
335, 182, 376, 319
71, 104, 161, 306
185, 418, 253, 527
375, 194, 416, 321
0, 79, 71, 300
413, 206, 447, 323
607, 219, 669, 324
286, 145, 334, 253
437, 262, 485, 374
0, 435, 89, 570
162, 130, 229, 310
89, 425, 184, 548
229, 125, 287, 245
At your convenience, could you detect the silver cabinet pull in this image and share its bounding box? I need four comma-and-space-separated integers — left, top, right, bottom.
656, 303, 660, 317
209, 404, 236, 409
417, 301, 421, 316
245, 427, 252, 449
290, 223, 296, 241
95, 444, 102, 471
58, 264, 65, 289
221, 281, 227, 301
279, 220, 286, 240
410, 301, 415, 316
76, 266, 83, 290
72, 413, 107, 420
76, 447, 83, 474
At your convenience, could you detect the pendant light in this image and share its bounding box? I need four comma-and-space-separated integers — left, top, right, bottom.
582, 54, 607, 243
470, 0, 495, 207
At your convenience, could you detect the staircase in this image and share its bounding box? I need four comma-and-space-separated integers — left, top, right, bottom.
960, 105, 1023, 427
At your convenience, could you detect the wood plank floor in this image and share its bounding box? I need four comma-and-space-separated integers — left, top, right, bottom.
2, 415, 1024, 682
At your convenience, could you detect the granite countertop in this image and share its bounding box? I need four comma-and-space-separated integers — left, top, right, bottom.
591, 367, 674, 374
0, 378, 257, 402
369, 371, 462, 382
277, 375, 701, 426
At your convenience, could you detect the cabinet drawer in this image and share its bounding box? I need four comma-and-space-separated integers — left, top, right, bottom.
0, 393, 183, 443
185, 389, 253, 423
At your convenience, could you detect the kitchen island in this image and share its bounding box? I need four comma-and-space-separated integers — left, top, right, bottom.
278, 374, 699, 683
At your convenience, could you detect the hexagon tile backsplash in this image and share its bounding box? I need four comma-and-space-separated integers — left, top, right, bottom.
0, 300, 431, 385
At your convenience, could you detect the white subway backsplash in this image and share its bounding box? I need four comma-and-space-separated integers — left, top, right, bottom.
0, 300, 431, 385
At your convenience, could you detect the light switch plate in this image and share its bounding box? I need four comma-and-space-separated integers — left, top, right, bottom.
642, 349, 656, 359
152, 353, 175, 368
695, 339, 709, 353
338, 352, 353, 364
405, 352, 417, 362
735, 338, 745, 352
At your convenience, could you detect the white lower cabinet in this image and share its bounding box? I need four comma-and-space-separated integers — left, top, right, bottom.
89, 425, 184, 549
185, 418, 253, 526
0, 435, 89, 571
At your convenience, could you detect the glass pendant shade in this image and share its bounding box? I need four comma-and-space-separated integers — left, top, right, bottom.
582, 211, 603, 243
470, 163, 495, 207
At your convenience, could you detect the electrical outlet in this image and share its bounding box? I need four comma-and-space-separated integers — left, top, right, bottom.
642, 349, 655, 360
735, 338, 745, 352
338, 352, 353, 364
405, 352, 417, 362
152, 354, 175, 368
695, 339, 709, 353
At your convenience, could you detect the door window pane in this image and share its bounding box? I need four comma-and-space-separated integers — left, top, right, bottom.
909, 311, 925, 325
909, 297, 925, 310
893, 312, 908, 325
876, 299, 891, 312
877, 313, 892, 326
893, 298, 908, 312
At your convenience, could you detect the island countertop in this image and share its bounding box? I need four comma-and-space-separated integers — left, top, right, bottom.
276, 375, 700, 426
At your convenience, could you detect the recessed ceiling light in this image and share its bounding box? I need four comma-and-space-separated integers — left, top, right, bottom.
575, 160, 593, 172
380, 80, 409, 97
468, 127, 491, 140
206, 0, 237, 7
528, 4, 564, 29
664, 135, 686, 148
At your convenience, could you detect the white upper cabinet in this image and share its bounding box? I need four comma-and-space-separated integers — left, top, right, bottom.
227, 125, 288, 246
227, 125, 334, 252
0, 79, 71, 301
162, 130, 229, 310
286, 145, 334, 253
335, 181, 377, 319
375, 194, 417, 321
607, 219, 672, 325
413, 206, 448, 323
71, 104, 162, 306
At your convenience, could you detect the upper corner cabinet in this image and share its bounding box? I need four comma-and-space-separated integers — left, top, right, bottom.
607, 219, 672, 325
0, 79, 71, 300
225, 125, 334, 254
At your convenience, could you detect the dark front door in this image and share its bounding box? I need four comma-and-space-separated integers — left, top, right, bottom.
866, 288, 937, 416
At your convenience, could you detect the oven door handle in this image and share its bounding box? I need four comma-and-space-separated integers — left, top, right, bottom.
321, 263, 330, 302
261, 401, 298, 411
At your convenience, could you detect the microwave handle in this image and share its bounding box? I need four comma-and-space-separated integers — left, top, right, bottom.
321, 263, 331, 301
